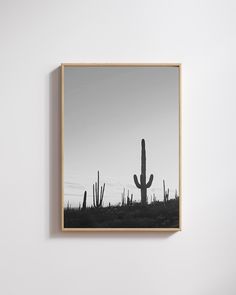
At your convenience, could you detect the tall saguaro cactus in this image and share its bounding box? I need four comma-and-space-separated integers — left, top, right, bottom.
133, 139, 154, 205
93, 171, 105, 208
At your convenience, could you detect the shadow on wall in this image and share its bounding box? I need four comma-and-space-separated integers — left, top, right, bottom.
48, 67, 176, 239
49, 67, 61, 238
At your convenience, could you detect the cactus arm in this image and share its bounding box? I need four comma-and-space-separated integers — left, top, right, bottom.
146, 174, 154, 188
102, 183, 105, 196
100, 186, 102, 198
133, 174, 141, 188
95, 182, 98, 206
96, 171, 99, 206
100, 183, 105, 206
97, 171, 99, 198
93, 184, 95, 207
100, 186, 103, 206
101, 183, 105, 203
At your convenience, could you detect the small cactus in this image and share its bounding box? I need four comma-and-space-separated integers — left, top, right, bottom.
82, 191, 87, 210
175, 189, 178, 200
127, 191, 133, 206
163, 180, 169, 205
121, 188, 126, 206
130, 194, 133, 206
66, 201, 72, 209
121, 188, 133, 206
127, 190, 129, 205
153, 193, 156, 203
93, 171, 105, 208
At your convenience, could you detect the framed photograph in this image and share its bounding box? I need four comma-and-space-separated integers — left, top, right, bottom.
61, 63, 181, 232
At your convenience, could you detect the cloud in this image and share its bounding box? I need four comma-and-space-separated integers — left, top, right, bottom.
64, 181, 86, 190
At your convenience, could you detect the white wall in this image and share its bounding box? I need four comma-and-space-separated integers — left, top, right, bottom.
1, 1, 236, 294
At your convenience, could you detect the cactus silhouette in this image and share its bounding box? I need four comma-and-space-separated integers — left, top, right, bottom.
66, 201, 71, 209
121, 188, 126, 206
133, 139, 154, 205
126, 190, 133, 206
82, 191, 87, 210
127, 193, 133, 206
175, 189, 178, 200
121, 188, 133, 206
153, 193, 157, 203
163, 180, 169, 205
93, 171, 105, 208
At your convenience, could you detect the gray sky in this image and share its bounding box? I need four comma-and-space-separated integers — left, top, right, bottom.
64, 66, 179, 207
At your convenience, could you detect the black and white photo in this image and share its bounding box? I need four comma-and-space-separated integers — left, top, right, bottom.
61, 64, 181, 231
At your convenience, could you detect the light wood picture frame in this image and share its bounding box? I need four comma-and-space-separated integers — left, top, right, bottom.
61, 63, 182, 232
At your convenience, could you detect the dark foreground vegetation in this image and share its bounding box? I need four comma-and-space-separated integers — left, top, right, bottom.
64, 139, 179, 228
64, 199, 179, 228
